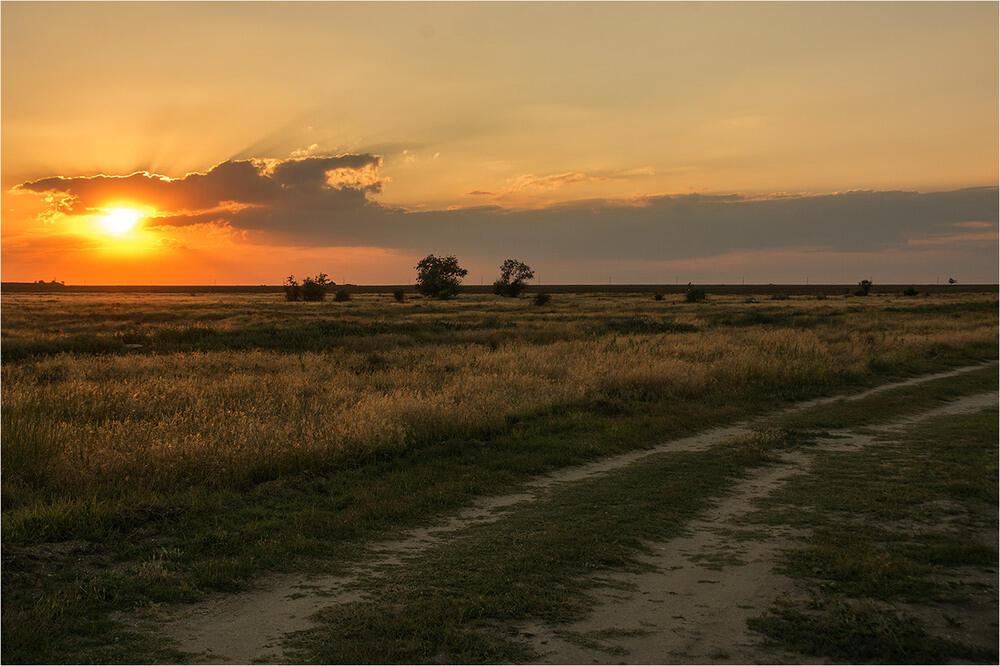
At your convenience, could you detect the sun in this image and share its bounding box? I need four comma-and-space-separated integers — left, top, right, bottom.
98, 207, 144, 236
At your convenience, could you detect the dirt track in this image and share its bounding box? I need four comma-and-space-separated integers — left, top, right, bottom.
521, 390, 998, 664
150, 363, 998, 663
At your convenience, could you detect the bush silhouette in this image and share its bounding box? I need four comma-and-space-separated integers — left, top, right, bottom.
685, 287, 707, 303
302, 273, 332, 301
493, 259, 534, 297
533, 292, 551, 306
415, 255, 468, 299
654, 293, 664, 301
286, 274, 333, 301
334, 289, 351, 302
855, 279, 873, 297
393, 289, 406, 303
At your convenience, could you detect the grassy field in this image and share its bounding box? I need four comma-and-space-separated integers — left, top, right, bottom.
2, 289, 997, 663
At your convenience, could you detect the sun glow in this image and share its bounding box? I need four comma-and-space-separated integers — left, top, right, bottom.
98, 207, 145, 236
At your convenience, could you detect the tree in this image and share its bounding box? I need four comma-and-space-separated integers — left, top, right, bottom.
855, 279, 873, 297
415, 255, 468, 299
284, 275, 301, 301
301, 273, 332, 301
492, 258, 535, 297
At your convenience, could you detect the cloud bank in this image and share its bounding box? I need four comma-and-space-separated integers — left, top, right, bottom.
15, 156, 999, 266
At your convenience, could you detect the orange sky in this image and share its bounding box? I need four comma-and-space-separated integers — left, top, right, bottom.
2, 2, 997, 284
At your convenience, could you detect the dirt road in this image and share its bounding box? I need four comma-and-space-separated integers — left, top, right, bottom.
151, 363, 998, 663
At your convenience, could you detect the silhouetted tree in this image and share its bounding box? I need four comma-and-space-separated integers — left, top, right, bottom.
284, 275, 301, 301
302, 273, 332, 301
948, 277, 958, 285
415, 255, 468, 299
493, 259, 534, 297
855, 279, 873, 297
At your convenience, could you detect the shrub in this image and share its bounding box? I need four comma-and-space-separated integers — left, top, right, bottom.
685, 287, 707, 303
301, 273, 332, 301
533, 292, 551, 306
855, 279, 873, 297
493, 259, 534, 297
334, 289, 351, 302
654, 293, 664, 301
284, 276, 301, 302
393, 289, 406, 303
816, 293, 828, 301
415, 255, 468, 299
902, 286, 919, 297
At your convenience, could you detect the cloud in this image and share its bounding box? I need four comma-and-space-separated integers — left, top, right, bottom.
501, 166, 657, 195
14, 158, 998, 266
17, 153, 382, 216
289, 143, 321, 157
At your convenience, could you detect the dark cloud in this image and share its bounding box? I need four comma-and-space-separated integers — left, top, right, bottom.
17, 154, 382, 214
15, 159, 998, 263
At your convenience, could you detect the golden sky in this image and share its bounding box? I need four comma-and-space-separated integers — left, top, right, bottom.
2, 2, 997, 284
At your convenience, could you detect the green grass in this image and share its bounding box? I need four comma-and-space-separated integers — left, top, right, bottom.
287, 432, 787, 663
773, 363, 998, 432
749, 408, 999, 663
751, 600, 994, 664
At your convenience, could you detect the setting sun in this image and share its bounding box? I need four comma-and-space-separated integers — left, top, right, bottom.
98, 207, 144, 236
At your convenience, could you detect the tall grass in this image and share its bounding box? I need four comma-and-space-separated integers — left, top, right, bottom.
2, 299, 996, 509
3, 292, 996, 516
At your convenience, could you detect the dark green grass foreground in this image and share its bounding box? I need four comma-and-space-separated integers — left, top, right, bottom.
750, 408, 999, 663
288, 431, 797, 663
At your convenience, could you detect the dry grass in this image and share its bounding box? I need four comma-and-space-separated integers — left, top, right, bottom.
2, 292, 996, 510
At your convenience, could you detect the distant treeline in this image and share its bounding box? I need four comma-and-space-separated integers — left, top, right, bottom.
3, 282, 997, 295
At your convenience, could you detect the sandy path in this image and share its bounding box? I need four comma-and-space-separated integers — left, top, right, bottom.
152, 363, 997, 663
522, 390, 998, 664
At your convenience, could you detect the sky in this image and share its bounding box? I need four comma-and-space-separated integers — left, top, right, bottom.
2, 1, 997, 285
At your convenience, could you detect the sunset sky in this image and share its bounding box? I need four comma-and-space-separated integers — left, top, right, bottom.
2, 1, 997, 285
